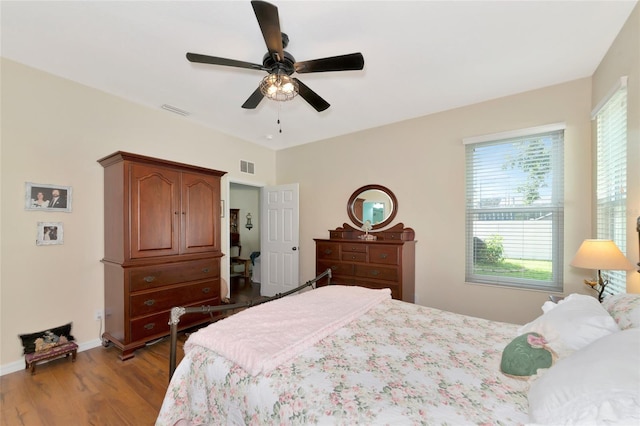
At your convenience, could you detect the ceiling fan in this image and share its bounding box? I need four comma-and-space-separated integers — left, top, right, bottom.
186, 0, 365, 112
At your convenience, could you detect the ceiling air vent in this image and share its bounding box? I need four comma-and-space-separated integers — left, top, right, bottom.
160, 104, 190, 116
240, 160, 255, 174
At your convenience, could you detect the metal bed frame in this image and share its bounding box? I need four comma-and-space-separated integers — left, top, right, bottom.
168, 268, 332, 378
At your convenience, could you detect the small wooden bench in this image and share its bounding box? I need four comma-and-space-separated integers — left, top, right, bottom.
24, 341, 78, 375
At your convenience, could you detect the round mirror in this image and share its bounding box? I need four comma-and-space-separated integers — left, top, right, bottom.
347, 184, 398, 230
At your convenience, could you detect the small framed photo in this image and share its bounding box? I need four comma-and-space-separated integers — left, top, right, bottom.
37, 222, 64, 246
25, 183, 73, 212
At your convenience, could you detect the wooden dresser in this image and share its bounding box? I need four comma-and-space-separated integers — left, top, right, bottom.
98, 152, 226, 359
315, 223, 416, 302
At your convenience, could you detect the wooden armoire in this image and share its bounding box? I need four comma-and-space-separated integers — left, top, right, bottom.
98, 152, 226, 359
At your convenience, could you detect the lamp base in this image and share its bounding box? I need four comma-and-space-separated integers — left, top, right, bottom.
583, 271, 607, 302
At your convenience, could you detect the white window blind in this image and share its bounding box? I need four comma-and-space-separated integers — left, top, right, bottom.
595, 81, 628, 295
465, 127, 564, 291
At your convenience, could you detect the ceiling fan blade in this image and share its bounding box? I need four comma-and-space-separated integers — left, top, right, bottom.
294, 53, 364, 73
241, 87, 264, 109
251, 0, 284, 62
293, 78, 330, 112
186, 53, 267, 72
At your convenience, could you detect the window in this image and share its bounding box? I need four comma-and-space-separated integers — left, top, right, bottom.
593, 77, 628, 295
464, 124, 565, 291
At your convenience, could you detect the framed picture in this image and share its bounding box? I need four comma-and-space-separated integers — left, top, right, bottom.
25, 183, 73, 212
37, 222, 64, 246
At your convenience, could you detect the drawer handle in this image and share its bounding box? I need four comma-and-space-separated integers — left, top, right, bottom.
143, 276, 156, 283
350, 247, 357, 251
143, 299, 155, 306
324, 249, 333, 255
379, 253, 388, 259
370, 270, 380, 276
331, 265, 339, 271
202, 287, 211, 294
144, 323, 155, 330
351, 255, 357, 260
202, 267, 210, 273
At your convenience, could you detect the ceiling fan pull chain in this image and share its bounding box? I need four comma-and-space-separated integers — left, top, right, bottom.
278, 103, 283, 133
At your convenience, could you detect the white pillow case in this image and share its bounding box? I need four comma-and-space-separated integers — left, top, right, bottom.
518, 294, 619, 358
528, 328, 640, 425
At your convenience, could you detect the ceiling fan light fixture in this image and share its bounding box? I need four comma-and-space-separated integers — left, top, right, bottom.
260, 73, 298, 102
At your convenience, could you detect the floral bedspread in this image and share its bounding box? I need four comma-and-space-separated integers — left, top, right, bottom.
156, 299, 530, 425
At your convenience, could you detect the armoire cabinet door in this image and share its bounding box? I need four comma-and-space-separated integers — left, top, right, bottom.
130, 163, 180, 258
181, 171, 221, 254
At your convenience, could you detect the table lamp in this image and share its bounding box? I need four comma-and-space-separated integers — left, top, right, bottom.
570, 239, 634, 301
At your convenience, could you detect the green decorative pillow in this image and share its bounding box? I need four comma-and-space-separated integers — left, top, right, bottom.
501, 332, 554, 379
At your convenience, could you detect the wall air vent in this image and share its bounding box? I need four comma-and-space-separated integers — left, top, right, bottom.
240, 160, 255, 174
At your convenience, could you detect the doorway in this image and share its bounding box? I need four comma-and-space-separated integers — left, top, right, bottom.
228, 183, 261, 298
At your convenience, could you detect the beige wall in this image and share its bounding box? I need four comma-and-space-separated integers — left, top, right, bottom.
278, 78, 594, 325
592, 3, 640, 293
0, 59, 276, 370
278, 4, 639, 325
277, 5, 640, 325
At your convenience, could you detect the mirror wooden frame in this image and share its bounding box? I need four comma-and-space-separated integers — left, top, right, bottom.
347, 184, 398, 230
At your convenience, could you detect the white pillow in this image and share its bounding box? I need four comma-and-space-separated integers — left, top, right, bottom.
518, 294, 619, 358
528, 328, 640, 425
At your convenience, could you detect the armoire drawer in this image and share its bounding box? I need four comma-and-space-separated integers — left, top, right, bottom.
129, 259, 219, 292
368, 246, 399, 265
130, 297, 220, 341
130, 280, 220, 317
354, 264, 398, 281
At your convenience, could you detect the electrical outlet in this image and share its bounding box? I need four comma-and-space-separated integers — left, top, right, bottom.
95, 309, 104, 321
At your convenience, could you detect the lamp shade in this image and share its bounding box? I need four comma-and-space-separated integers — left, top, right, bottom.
570, 239, 634, 271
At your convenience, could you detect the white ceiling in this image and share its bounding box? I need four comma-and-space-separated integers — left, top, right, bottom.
1, 1, 637, 150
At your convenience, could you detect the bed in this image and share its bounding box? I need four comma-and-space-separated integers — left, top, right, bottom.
157, 278, 640, 425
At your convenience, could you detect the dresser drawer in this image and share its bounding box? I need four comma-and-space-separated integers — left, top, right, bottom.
369, 246, 399, 265
342, 252, 367, 262
130, 297, 220, 341
354, 264, 398, 281
341, 243, 367, 253
379, 232, 404, 241
317, 260, 354, 276
130, 280, 219, 317
129, 259, 219, 292
316, 242, 340, 260
329, 276, 356, 286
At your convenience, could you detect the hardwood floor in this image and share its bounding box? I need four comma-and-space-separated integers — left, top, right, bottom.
0, 280, 261, 426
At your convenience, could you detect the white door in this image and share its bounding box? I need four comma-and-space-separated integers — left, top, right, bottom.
260, 183, 299, 297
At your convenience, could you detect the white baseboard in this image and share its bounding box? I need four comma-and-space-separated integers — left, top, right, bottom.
0, 338, 103, 376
